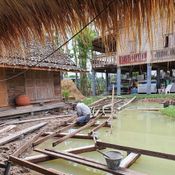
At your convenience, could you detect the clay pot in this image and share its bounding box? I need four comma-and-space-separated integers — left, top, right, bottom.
15, 95, 31, 106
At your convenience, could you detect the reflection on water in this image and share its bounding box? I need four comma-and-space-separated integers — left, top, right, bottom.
33, 102, 175, 175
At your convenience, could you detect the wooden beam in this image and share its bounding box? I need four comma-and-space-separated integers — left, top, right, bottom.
9, 156, 65, 175
117, 97, 136, 111
0, 122, 47, 146
0, 125, 16, 134
25, 145, 104, 163
31, 145, 102, 163
33, 122, 76, 146
89, 97, 108, 107
96, 141, 175, 161
34, 148, 146, 175
43, 132, 93, 139
89, 120, 108, 135
93, 122, 111, 127
52, 113, 102, 147
13, 129, 46, 157
6, 115, 74, 125
120, 153, 141, 168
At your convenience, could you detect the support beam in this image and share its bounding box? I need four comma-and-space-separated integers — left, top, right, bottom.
89, 120, 108, 135
33, 122, 76, 146
13, 129, 46, 157
117, 67, 121, 96
43, 132, 93, 139
35, 149, 146, 175
52, 113, 102, 147
117, 97, 136, 111
9, 156, 65, 175
5, 115, 74, 125
92, 69, 96, 96
0, 122, 47, 146
96, 141, 175, 161
147, 63, 152, 94
106, 72, 109, 94
0, 125, 16, 134
157, 67, 161, 89
25, 145, 103, 163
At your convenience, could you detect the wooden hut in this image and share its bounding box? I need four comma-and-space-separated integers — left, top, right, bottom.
0, 41, 82, 108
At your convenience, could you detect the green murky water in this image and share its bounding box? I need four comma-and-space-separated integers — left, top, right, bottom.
33, 102, 175, 175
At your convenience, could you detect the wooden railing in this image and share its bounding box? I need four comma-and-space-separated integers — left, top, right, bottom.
91, 53, 117, 68
152, 47, 175, 62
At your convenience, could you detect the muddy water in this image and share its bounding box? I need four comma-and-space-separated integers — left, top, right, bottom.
34, 102, 175, 175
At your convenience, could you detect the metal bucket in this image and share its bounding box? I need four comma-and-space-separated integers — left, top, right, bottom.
104, 151, 123, 170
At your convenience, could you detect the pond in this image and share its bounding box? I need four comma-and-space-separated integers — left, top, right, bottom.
33, 101, 175, 175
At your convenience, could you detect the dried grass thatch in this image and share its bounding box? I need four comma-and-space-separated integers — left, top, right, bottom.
0, 0, 174, 52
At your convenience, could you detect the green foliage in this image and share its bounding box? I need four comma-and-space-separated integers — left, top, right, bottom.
62, 90, 70, 101
72, 28, 96, 96
161, 106, 175, 118
96, 77, 106, 95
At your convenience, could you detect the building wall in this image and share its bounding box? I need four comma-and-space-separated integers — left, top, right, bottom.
4, 68, 61, 107
6, 69, 25, 105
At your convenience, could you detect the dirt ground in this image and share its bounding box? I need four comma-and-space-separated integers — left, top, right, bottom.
0, 107, 76, 175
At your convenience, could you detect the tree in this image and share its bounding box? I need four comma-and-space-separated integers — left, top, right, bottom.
72, 28, 96, 96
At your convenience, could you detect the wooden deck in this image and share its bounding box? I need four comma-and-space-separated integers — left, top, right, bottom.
0, 102, 65, 119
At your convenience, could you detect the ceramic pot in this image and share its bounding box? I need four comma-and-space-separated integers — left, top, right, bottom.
15, 95, 31, 106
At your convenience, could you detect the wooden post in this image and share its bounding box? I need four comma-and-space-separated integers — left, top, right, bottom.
117, 67, 121, 96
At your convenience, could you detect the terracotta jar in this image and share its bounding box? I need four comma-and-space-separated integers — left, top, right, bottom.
15, 95, 31, 106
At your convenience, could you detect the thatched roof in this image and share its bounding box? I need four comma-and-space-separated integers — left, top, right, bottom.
0, 41, 83, 72
0, 0, 174, 52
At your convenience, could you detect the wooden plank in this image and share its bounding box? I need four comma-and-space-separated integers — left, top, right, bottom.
93, 122, 111, 127
43, 132, 93, 139
0, 125, 16, 134
117, 96, 136, 110
25, 145, 104, 163
6, 115, 73, 125
33, 122, 76, 146
9, 156, 65, 175
0, 122, 47, 146
120, 153, 141, 168
0, 102, 65, 119
96, 141, 175, 161
89, 120, 108, 135
35, 148, 146, 175
126, 108, 163, 111
52, 113, 102, 147
89, 97, 108, 107
13, 129, 46, 157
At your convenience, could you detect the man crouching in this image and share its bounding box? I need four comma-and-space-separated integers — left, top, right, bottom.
73, 102, 91, 126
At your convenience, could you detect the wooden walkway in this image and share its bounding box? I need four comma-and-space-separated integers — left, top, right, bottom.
0, 102, 65, 119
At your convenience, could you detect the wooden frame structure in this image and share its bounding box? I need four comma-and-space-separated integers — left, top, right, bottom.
6, 96, 169, 175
